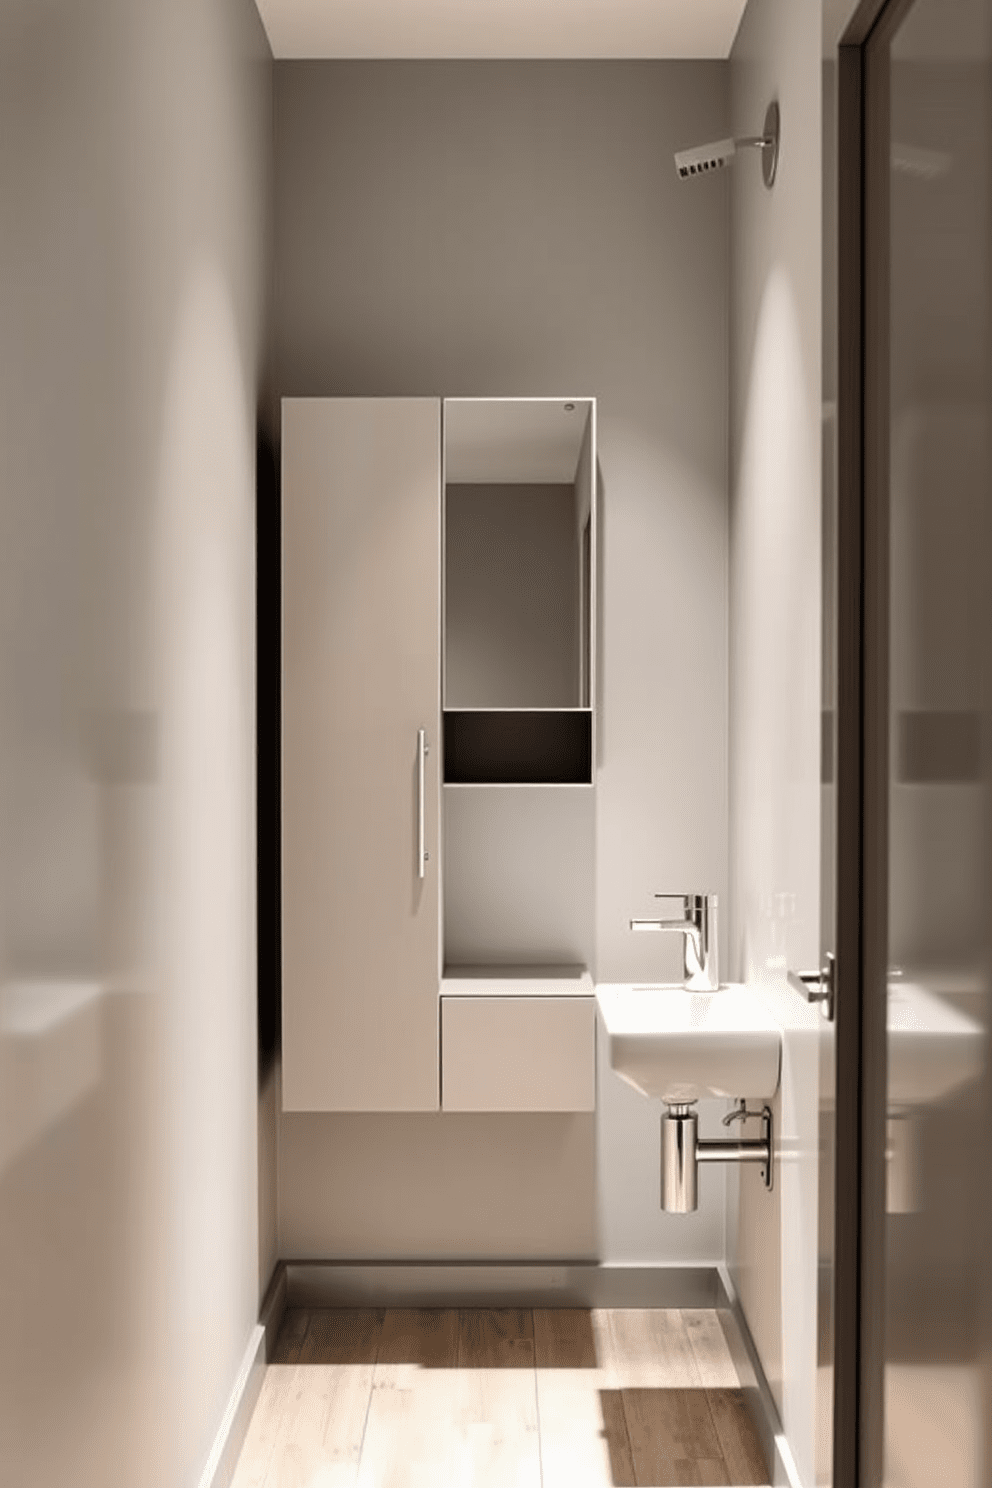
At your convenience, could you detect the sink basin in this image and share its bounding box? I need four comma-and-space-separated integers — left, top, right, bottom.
596, 982, 782, 1103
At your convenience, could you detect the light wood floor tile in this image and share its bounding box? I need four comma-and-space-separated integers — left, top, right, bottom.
600, 1388, 640, 1487
453, 1311, 541, 1488
234, 1312, 383, 1488
232, 1358, 376, 1488
299, 1309, 384, 1365
362, 1308, 541, 1488
271, 1309, 311, 1365
375, 1308, 460, 1371
607, 1310, 702, 1389
534, 1310, 635, 1488
232, 1314, 315, 1481
231, 1366, 305, 1488
232, 1305, 771, 1488
458, 1308, 535, 1369
705, 1389, 769, 1486
683, 1311, 740, 1389
358, 1310, 461, 1488
359, 1369, 464, 1488
266, 1361, 376, 1487
622, 1387, 728, 1487
445, 1368, 542, 1488
534, 1307, 600, 1370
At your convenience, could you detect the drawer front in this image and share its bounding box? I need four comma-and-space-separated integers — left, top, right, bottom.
441, 996, 595, 1112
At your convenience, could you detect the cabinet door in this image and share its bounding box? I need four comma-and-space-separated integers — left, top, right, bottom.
282, 399, 441, 1111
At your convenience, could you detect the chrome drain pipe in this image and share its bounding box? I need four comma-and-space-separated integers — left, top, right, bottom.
661, 1102, 773, 1214
661, 1103, 699, 1212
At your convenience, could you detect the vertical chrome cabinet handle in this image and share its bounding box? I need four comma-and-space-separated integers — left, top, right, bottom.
417, 729, 429, 879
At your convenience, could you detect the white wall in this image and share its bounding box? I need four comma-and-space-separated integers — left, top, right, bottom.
272, 61, 731, 1264
0, 2, 271, 1485
727, 2, 822, 1484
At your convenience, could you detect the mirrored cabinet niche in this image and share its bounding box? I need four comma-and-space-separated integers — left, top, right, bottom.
443, 398, 596, 785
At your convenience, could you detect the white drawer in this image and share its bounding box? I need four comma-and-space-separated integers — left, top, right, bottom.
441, 995, 596, 1112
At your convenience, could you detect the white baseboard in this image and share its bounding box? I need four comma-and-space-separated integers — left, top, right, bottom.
718, 1264, 804, 1488
284, 1259, 725, 1309
196, 1323, 266, 1488
259, 1261, 289, 1362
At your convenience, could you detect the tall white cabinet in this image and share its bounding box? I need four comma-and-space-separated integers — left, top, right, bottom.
281, 398, 441, 1112
281, 396, 596, 1116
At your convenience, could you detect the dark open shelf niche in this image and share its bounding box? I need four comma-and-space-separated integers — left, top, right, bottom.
443, 709, 593, 785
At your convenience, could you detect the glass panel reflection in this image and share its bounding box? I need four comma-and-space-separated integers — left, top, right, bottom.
886, 2, 992, 1484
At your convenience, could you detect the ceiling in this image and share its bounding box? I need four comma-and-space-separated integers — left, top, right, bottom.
256, 0, 749, 60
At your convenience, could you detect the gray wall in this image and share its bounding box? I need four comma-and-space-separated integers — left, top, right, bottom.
272, 61, 732, 1263
0, 1, 271, 1484
726, 2, 822, 1481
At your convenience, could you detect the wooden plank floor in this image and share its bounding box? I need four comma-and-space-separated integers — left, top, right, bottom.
231, 1308, 770, 1488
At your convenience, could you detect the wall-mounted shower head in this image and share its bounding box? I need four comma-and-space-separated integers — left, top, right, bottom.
674, 137, 737, 179
675, 101, 780, 189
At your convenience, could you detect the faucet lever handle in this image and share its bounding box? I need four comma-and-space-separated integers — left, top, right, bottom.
654, 893, 696, 917
654, 892, 714, 909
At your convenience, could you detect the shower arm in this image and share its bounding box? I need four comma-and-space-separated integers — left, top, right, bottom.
674, 102, 780, 188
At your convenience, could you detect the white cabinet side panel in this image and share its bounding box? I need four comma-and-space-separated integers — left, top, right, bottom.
282, 398, 441, 1111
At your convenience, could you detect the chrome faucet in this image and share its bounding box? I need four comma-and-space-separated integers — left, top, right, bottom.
629, 892, 719, 991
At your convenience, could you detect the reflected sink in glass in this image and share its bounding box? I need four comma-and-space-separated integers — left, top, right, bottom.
0, 979, 104, 1177
596, 982, 782, 1104
887, 980, 985, 1106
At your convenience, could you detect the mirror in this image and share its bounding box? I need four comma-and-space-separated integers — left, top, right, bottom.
443, 398, 594, 713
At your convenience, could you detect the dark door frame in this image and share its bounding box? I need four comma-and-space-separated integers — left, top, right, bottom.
834, 1, 916, 1483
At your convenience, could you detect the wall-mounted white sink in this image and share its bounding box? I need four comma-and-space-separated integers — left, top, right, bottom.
596, 982, 782, 1104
